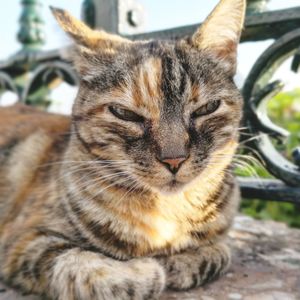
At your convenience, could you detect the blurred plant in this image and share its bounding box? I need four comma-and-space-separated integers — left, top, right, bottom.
268, 88, 300, 158
237, 88, 300, 228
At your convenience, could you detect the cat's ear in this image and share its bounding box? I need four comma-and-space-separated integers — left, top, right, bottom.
191, 0, 246, 75
50, 7, 130, 50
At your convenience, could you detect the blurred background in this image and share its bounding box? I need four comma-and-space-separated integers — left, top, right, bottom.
0, 0, 300, 226
1, 1, 300, 78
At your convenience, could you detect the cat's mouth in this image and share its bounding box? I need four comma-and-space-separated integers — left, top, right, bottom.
162, 179, 185, 193
169, 179, 181, 187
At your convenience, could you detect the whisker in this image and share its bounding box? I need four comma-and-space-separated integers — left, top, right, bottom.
65, 170, 130, 193
40, 159, 132, 168
237, 145, 265, 165
238, 133, 266, 145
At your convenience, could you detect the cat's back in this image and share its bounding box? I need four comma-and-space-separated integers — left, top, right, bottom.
0, 104, 71, 168
0, 104, 70, 145
0, 104, 71, 221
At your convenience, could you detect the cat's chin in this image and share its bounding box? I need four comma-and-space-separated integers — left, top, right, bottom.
155, 179, 186, 195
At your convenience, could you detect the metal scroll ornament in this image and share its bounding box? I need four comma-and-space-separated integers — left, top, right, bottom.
247, 0, 269, 14
243, 28, 300, 186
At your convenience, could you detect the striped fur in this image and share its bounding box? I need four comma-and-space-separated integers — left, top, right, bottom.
0, 0, 245, 299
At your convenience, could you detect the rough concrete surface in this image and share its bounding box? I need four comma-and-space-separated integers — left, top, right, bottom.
1, 215, 300, 300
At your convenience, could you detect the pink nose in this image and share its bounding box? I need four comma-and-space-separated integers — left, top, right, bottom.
161, 157, 187, 173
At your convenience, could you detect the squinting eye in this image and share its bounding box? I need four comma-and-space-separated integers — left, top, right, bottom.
108, 105, 144, 123
191, 100, 221, 118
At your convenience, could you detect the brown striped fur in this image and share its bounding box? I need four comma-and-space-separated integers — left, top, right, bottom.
0, 0, 246, 299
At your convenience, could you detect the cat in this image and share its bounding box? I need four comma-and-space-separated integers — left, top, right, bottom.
0, 0, 245, 299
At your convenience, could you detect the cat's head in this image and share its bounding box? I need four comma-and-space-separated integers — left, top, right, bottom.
52, 0, 245, 194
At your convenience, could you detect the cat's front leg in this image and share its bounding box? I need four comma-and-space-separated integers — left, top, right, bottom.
157, 243, 231, 290
49, 248, 165, 300
2, 232, 165, 300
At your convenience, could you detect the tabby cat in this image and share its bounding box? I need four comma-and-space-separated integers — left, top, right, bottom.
0, 0, 245, 299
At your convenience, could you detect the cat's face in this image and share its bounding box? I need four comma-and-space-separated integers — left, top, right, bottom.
52, 0, 245, 193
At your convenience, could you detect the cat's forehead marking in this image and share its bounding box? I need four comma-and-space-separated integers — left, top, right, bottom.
159, 47, 191, 118
189, 84, 201, 103
130, 43, 203, 118
130, 57, 163, 118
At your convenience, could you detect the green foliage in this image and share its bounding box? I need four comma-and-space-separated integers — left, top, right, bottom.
268, 88, 300, 157
238, 88, 300, 228
241, 200, 300, 228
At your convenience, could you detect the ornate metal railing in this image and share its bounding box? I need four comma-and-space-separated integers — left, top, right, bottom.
0, 0, 300, 203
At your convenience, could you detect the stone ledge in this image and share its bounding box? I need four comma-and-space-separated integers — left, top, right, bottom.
1, 215, 300, 300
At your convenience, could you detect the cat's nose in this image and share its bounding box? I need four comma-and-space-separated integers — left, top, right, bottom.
160, 156, 187, 174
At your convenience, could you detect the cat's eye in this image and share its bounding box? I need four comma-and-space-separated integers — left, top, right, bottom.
108, 105, 144, 123
191, 100, 221, 118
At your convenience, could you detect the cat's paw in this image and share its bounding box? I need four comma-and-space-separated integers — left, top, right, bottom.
160, 244, 231, 291
95, 257, 166, 299
50, 250, 165, 300
125, 257, 166, 299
